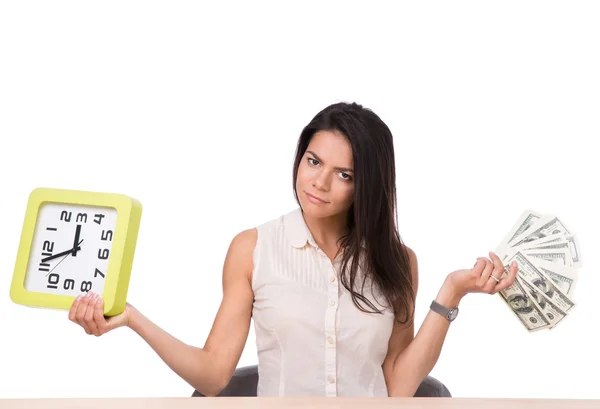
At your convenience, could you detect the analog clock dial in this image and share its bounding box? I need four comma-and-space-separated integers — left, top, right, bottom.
24, 202, 118, 296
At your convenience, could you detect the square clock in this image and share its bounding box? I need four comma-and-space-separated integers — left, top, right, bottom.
10, 187, 142, 316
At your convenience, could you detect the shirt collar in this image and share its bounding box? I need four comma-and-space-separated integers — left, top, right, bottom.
283, 208, 367, 250
284, 208, 318, 249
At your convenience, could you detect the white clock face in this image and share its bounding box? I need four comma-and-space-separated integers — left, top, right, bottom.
24, 202, 118, 296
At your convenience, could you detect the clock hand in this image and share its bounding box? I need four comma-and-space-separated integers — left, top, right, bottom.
72, 224, 81, 256
41, 239, 84, 263
45, 252, 70, 277
41, 247, 81, 263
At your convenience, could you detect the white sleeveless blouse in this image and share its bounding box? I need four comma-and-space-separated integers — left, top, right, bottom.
251, 208, 395, 397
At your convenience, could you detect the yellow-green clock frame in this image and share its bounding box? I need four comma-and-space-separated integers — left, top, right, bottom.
10, 187, 142, 316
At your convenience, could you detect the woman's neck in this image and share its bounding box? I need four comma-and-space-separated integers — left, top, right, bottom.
302, 210, 349, 251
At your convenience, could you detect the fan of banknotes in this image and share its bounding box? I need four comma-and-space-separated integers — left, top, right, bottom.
494, 210, 581, 332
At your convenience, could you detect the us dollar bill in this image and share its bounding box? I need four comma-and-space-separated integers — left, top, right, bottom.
498, 269, 552, 332
507, 252, 575, 313
523, 232, 567, 247
517, 276, 567, 329
524, 257, 578, 297
523, 249, 573, 267
526, 240, 580, 268
504, 232, 566, 258
509, 215, 572, 248
495, 210, 543, 259
495, 210, 581, 331
564, 234, 582, 268
507, 231, 580, 268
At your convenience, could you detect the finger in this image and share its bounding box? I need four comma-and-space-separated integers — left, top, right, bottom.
483, 252, 505, 292
471, 259, 488, 277
84, 292, 100, 336
488, 251, 506, 278
494, 260, 519, 293
76, 292, 93, 335
477, 258, 494, 287
69, 294, 83, 322
93, 296, 109, 335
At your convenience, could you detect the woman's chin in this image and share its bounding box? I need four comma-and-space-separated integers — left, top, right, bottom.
300, 200, 340, 219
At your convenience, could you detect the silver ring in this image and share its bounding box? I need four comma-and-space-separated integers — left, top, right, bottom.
489, 275, 500, 283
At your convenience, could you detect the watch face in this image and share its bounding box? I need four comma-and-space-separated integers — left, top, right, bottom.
448, 308, 459, 321
24, 202, 117, 296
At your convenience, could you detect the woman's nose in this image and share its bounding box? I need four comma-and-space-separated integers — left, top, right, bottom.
313, 171, 330, 191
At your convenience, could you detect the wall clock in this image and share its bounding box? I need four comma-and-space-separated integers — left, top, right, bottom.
10, 187, 142, 316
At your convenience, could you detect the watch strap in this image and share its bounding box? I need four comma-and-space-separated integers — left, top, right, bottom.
430, 300, 457, 321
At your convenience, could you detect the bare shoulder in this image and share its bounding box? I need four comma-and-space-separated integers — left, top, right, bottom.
223, 228, 258, 283
230, 228, 258, 250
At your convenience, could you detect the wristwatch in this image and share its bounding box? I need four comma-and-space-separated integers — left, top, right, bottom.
430, 300, 459, 322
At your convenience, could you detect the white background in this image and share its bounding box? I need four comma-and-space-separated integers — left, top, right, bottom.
1, 0, 599, 400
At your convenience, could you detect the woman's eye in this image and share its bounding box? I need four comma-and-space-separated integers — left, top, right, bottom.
339, 172, 352, 181
308, 158, 319, 166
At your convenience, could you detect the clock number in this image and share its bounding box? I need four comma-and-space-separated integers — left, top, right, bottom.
47, 273, 59, 289
43, 240, 55, 252
80, 281, 92, 292
39, 241, 54, 272
76, 213, 87, 223
94, 268, 105, 279
98, 249, 110, 260
60, 211, 72, 222
63, 279, 75, 290
94, 213, 105, 225
101, 230, 113, 241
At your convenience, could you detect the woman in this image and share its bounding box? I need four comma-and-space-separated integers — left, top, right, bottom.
69, 102, 518, 397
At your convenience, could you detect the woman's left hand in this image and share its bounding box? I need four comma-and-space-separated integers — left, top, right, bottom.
441, 251, 519, 304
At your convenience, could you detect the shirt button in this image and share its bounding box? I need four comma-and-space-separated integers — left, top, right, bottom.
329, 300, 336, 306
327, 336, 334, 344
328, 375, 336, 384
329, 276, 336, 283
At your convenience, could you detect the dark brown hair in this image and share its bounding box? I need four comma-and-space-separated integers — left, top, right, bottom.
292, 101, 415, 325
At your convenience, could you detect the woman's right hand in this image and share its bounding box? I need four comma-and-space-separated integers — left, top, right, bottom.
69, 291, 132, 336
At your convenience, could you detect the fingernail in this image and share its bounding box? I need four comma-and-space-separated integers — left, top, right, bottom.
512, 261, 517, 267
96, 297, 102, 304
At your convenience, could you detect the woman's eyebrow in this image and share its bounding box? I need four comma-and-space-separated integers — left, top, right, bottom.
307, 150, 354, 172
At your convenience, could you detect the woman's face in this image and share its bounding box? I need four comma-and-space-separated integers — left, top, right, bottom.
296, 130, 355, 219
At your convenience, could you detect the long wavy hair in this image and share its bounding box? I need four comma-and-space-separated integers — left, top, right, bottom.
292, 102, 415, 325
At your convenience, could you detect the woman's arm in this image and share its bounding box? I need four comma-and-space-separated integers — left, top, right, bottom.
71, 228, 257, 397
383, 251, 518, 397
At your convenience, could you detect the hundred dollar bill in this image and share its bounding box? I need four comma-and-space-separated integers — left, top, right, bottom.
525, 257, 578, 297
518, 233, 580, 268
517, 276, 567, 329
528, 241, 579, 266
523, 248, 573, 267
498, 270, 552, 332
509, 215, 572, 248
522, 232, 567, 247
507, 252, 575, 313
529, 241, 570, 251
565, 234, 582, 268
495, 210, 543, 259
503, 232, 566, 259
